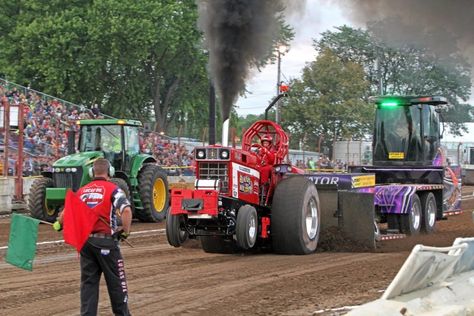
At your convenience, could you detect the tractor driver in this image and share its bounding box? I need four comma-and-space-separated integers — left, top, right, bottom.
259, 134, 276, 185
259, 135, 276, 166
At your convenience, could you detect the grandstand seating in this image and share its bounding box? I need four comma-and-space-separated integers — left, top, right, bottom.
0, 79, 194, 176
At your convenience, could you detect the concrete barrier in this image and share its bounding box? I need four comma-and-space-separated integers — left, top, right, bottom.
347, 238, 474, 316
0, 177, 15, 214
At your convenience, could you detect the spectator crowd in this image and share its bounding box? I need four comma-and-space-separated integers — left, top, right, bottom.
1, 80, 352, 178
0, 80, 194, 176
294, 155, 347, 172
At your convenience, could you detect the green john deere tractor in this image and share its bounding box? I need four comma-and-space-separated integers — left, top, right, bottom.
28, 119, 169, 222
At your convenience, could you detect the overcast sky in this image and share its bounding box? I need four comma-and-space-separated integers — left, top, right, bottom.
235, 1, 352, 116
235, 1, 473, 117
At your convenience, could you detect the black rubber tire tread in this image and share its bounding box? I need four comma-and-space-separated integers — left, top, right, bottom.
200, 236, 237, 254
28, 177, 57, 222
137, 164, 170, 222
236, 205, 258, 250
110, 178, 131, 200
420, 192, 437, 233
109, 177, 131, 226
400, 193, 421, 235
271, 176, 320, 255
166, 213, 188, 247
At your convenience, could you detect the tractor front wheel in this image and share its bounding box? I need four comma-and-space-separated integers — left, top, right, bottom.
138, 164, 169, 222
28, 177, 59, 223
166, 212, 188, 247
110, 178, 131, 226
236, 205, 258, 250
110, 178, 131, 199
271, 176, 320, 254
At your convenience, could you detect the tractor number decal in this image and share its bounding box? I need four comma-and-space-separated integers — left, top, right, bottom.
389, 152, 404, 159
352, 175, 375, 188
239, 175, 252, 193
232, 162, 260, 199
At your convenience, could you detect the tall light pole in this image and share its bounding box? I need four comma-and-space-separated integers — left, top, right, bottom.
275, 45, 288, 124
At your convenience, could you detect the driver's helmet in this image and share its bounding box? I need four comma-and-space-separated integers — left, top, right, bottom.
261, 134, 273, 147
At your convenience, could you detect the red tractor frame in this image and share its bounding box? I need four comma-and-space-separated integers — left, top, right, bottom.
166, 120, 321, 254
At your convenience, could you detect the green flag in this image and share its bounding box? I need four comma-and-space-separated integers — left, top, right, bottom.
5, 213, 40, 271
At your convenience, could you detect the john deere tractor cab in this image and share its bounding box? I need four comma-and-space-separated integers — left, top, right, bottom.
28, 119, 169, 223
372, 96, 445, 166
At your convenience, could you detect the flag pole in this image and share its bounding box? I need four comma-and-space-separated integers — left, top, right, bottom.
15, 213, 53, 226
37, 219, 53, 226
97, 216, 134, 248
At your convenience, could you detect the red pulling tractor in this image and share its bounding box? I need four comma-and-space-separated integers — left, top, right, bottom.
166, 120, 321, 254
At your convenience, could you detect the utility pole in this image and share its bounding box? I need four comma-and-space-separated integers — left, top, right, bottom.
276, 49, 282, 124
275, 45, 288, 124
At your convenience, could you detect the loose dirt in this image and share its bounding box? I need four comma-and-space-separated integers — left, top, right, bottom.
0, 187, 473, 316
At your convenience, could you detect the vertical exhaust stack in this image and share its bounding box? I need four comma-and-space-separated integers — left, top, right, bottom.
197, 0, 303, 135
222, 119, 230, 147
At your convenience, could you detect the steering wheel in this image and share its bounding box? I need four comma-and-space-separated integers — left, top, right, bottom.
250, 143, 269, 165
250, 143, 268, 154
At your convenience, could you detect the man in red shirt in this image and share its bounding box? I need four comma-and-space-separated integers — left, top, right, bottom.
259, 135, 276, 184
55, 158, 132, 315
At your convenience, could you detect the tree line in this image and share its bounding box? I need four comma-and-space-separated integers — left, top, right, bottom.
280, 25, 472, 151
1, 2, 471, 147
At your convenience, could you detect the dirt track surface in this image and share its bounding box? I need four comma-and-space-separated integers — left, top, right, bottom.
1, 187, 474, 316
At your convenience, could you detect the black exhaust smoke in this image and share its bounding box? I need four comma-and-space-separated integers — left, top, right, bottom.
197, 0, 303, 122
341, 0, 474, 73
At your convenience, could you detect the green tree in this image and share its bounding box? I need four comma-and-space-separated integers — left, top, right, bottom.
1, 0, 295, 137
281, 49, 372, 152
0, 0, 209, 135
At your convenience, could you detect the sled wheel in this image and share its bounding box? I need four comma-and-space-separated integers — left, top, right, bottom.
272, 176, 320, 254
420, 192, 437, 233
400, 193, 421, 235
236, 205, 258, 250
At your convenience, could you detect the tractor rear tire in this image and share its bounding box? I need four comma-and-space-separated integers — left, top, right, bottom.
200, 236, 237, 254
400, 193, 422, 235
137, 164, 169, 222
28, 177, 59, 222
166, 212, 188, 247
272, 176, 320, 255
420, 192, 437, 233
236, 205, 258, 250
